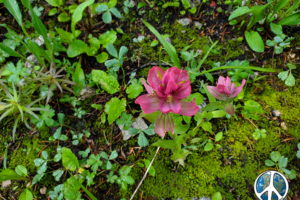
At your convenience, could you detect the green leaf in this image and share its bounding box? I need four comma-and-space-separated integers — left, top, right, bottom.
273, 0, 289, 15
126, 81, 143, 99
212, 110, 227, 118
109, 150, 118, 160
0, 169, 28, 182
150, 40, 159, 47
15, 165, 28, 177
71, 0, 95, 38
137, 2, 147, 9
138, 132, 149, 147
96, 52, 109, 63
62, 147, 79, 172
266, 40, 275, 47
110, 7, 121, 18
3, 0, 22, 27
106, 43, 118, 57
278, 12, 300, 26
228, 6, 251, 20
142, 20, 181, 68
152, 139, 175, 149
215, 132, 223, 141
92, 70, 120, 94
285, 73, 295, 86
96, 3, 108, 12
103, 11, 112, 23
46, 0, 63, 6
72, 61, 85, 95
58, 12, 70, 22
108, 0, 117, 8
265, 159, 275, 166
143, 124, 155, 136
0, 43, 26, 59
56, 28, 73, 43
278, 70, 289, 81
245, 31, 264, 53
119, 46, 128, 59
42, 151, 48, 160
143, 159, 155, 176
105, 97, 126, 124
139, 111, 160, 124
186, 93, 204, 105
99, 30, 117, 48
270, 23, 282, 35
278, 156, 288, 168
212, 192, 222, 200
53, 169, 64, 181
48, 8, 58, 16
19, 189, 33, 200
181, 0, 190, 9
67, 40, 88, 57
201, 122, 212, 133
270, 151, 281, 162
204, 142, 214, 151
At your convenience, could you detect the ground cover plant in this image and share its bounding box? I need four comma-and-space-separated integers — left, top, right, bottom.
0, 0, 299, 199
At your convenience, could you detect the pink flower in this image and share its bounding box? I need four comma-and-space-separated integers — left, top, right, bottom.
135, 67, 199, 137
207, 76, 246, 101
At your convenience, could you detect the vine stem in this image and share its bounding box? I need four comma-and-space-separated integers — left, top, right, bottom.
129, 146, 161, 200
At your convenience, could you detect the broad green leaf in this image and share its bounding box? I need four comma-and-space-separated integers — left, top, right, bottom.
266, 40, 275, 47
138, 132, 149, 147
92, 70, 120, 94
212, 110, 227, 118
46, 0, 63, 7
265, 159, 275, 166
181, 0, 190, 9
19, 189, 33, 200
150, 40, 159, 47
110, 7, 121, 18
126, 81, 143, 99
109, 150, 118, 160
228, 7, 251, 20
285, 73, 295, 86
201, 121, 212, 133
152, 139, 175, 149
48, 8, 58, 16
0, 169, 28, 182
72, 61, 85, 95
58, 12, 70, 22
15, 165, 28, 177
71, 0, 95, 38
278, 13, 300, 26
186, 93, 204, 105
119, 46, 128, 59
21, 0, 30, 9
142, 20, 181, 68
105, 97, 126, 124
67, 40, 87, 57
204, 142, 214, 151
278, 71, 289, 81
137, 2, 147, 9
58, 113, 65, 124
96, 3, 108, 12
3, 0, 22, 27
63, 176, 81, 200
56, 28, 73, 43
215, 132, 223, 141
62, 147, 79, 171
270, 23, 282, 35
245, 31, 264, 53
99, 30, 117, 48
212, 192, 222, 200
96, 52, 109, 63
106, 43, 118, 58
278, 156, 288, 168
103, 11, 112, 23
270, 151, 281, 162
108, 0, 117, 8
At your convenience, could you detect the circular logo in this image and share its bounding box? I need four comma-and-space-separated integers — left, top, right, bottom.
254, 170, 289, 200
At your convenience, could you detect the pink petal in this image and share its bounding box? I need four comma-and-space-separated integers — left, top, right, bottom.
207, 86, 227, 100
167, 67, 189, 83
142, 79, 153, 94
178, 99, 199, 116
147, 67, 164, 89
156, 84, 167, 98
217, 76, 226, 85
224, 76, 232, 91
224, 103, 235, 116
159, 97, 181, 114
172, 81, 191, 99
163, 73, 178, 95
229, 82, 235, 94
155, 113, 174, 137
229, 79, 246, 98
135, 94, 160, 114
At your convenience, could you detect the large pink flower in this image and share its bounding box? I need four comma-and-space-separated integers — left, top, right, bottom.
135, 67, 199, 137
207, 76, 246, 101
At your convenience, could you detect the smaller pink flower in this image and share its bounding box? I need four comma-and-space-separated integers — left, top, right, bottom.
207, 76, 246, 101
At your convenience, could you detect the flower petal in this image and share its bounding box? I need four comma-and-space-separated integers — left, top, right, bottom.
229, 79, 246, 98
167, 67, 189, 83
217, 84, 231, 96
172, 81, 191, 99
163, 72, 178, 95
225, 76, 232, 91
147, 67, 164, 89
142, 79, 153, 94
159, 97, 181, 114
207, 86, 227, 100
155, 113, 174, 137
135, 94, 160, 114
224, 103, 235, 116
178, 99, 199, 116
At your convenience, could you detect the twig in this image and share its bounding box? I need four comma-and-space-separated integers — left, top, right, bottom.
129, 147, 160, 200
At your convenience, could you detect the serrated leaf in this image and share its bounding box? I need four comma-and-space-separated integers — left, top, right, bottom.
138, 132, 149, 147
62, 147, 79, 171
104, 97, 126, 124
92, 70, 120, 94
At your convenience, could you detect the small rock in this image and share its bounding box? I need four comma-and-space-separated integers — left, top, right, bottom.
35, 35, 45, 46
24, 55, 39, 69
40, 186, 47, 194
199, 197, 211, 200
281, 122, 287, 130
272, 110, 281, 117
165, 37, 172, 44
178, 18, 191, 26
188, 0, 195, 7
133, 35, 145, 43
289, 53, 296, 59
198, 102, 207, 113
2, 180, 11, 189
194, 22, 203, 29
78, 86, 96, 101
119, 118, 148, 140
196, 49, 203, 55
